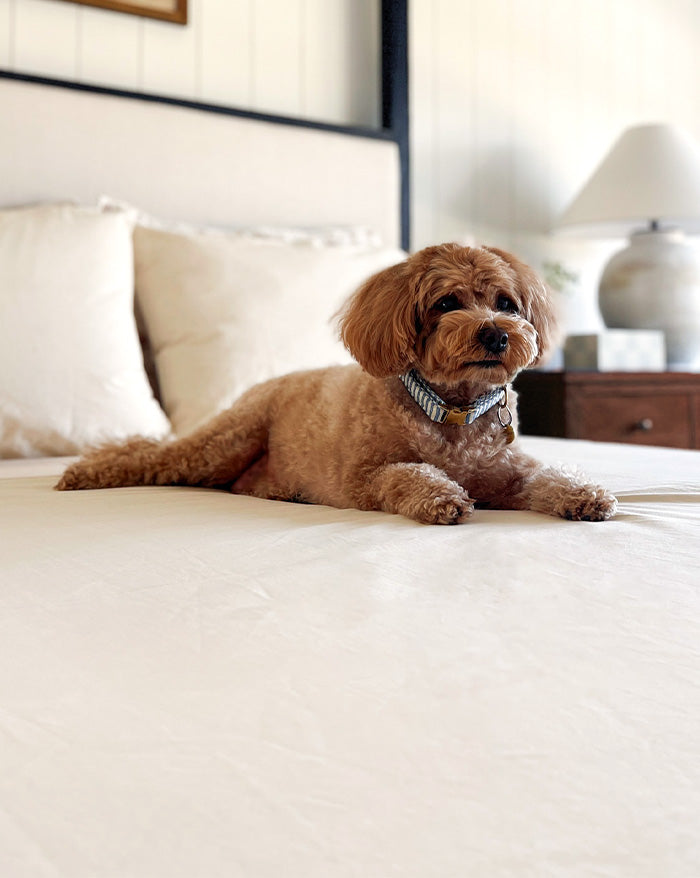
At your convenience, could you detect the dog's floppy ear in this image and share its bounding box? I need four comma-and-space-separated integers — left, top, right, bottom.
484, 247, 560, 365
338, 257, 418, 377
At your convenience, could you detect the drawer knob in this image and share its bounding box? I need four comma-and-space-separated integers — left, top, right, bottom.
634, 418, 654, 432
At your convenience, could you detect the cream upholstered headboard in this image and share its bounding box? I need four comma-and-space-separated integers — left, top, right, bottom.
0, 73, 402, 248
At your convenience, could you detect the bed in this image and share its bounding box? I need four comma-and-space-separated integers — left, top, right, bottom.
2, 68, 700, 878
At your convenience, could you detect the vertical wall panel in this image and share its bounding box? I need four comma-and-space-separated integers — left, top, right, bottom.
471, 0, 513, 248
350, 0, 379, 128
409, 0, 436, 250
252, 0, 303, 116
432, 0, 475, 246
509, 0, 550, 239
13, 0, 79, 79
609, 0, 642, 131
636, 0, 669, 123
0, 0, 13, 65
79, 5, 141, 91
303, 0, 378, 127
575, 0, 615, 173
663, 0, 696, 125
199, 0, 251, 107
141, 0, 199, 99
544, 0, 586, 224
303, 0, 351, 124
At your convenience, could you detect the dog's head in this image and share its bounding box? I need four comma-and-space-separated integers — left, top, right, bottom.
339, 243, 558, 387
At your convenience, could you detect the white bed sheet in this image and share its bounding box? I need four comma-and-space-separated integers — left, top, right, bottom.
1, 437, 699, 877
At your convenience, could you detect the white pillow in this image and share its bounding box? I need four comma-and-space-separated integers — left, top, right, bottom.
134, 227, 406, 436
99, 195, 383, 248
0, 204, 170, 457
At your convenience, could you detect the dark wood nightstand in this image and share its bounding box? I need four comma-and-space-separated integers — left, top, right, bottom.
513, 371, 700, 449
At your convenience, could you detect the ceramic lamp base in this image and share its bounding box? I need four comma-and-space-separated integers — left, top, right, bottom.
598, 229, 700, 370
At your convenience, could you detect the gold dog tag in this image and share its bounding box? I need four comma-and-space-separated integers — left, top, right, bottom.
498, 390, 515, 444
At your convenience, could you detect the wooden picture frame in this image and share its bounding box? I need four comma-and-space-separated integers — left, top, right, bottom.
60, 0, 187, 25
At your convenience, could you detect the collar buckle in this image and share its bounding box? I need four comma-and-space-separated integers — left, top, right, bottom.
444, 407, 470, 426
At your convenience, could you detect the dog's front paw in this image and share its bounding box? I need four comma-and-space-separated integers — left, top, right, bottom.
371, 463, 476, 525
559, 485, 618, 522
419, 492, 475, 525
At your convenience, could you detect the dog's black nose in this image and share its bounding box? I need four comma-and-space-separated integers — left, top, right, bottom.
478, 325, 509, 355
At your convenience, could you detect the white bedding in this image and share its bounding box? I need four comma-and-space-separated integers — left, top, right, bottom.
1, 437, 699, 877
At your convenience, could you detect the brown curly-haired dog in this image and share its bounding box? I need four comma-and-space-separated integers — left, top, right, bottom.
57, 244, 617, 524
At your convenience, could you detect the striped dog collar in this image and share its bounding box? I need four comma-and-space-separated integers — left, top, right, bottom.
400, 369, 507, 427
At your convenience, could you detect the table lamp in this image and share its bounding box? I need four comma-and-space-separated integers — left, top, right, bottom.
556, 123, 700, 370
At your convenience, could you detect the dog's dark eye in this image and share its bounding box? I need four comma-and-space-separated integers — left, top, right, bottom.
496, 294, 518, 313
434, 294, 462, 313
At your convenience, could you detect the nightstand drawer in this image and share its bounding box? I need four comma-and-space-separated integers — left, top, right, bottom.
513, 371, 700, 449
573, 392, 692, 446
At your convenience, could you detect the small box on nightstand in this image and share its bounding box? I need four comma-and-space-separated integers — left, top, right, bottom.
564, 330, 666, 371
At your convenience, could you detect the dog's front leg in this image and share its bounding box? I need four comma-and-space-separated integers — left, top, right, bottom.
499, 451, 618, 521
365, 462, 475, 525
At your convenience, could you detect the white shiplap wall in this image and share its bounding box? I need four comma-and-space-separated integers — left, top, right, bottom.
410, 0, 700, 252
409, 0, 700, 329
0, 0, 380, 127
2, 0, 700, 299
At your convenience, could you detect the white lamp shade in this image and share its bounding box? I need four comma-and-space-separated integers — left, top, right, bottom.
557, 124, 700, 237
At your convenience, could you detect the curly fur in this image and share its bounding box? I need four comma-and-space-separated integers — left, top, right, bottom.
57, 243, 617, 525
